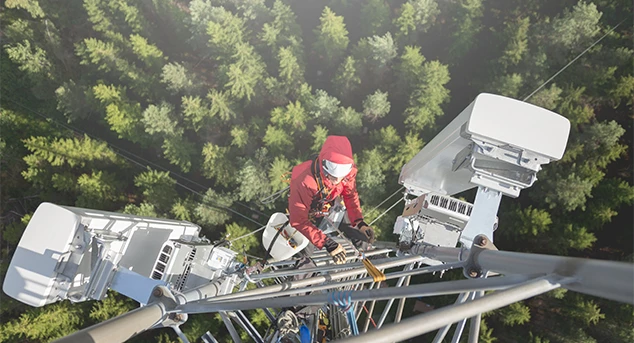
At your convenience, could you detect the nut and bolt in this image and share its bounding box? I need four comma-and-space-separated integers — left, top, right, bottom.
468, 269, 480, 278
152, 288, 163, 297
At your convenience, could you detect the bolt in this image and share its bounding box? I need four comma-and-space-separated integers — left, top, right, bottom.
152, 288, 163, 297
468, 269, 480, 278
478, 237, 487, 246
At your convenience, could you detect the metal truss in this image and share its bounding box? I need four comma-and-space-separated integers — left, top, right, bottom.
52, 234, 634, 343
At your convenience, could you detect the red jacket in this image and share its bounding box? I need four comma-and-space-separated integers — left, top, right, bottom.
288, 136, 363, 249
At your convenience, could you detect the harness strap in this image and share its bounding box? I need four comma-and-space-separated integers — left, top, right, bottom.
362, 257, 386, 282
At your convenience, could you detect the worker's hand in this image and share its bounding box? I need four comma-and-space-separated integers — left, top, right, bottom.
357, 221, 375, 244
324, 238, 346, 264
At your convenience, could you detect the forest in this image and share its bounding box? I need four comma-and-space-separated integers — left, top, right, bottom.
0, 0, 632, 342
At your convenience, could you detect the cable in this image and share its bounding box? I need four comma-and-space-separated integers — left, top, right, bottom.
3, 97, 266, 226
369, 197, 404, 226
522, 18, 627, 102
368, 187, 404, 214
229, 225, 267, 243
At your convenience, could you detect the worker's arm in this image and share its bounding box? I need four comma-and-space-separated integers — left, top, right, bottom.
288, 180, 329, 249
341, 168, 363, 226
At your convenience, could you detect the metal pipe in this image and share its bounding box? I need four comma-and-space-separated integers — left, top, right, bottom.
432, 292, 472, 343
451, 292, 475, 343
376, 264, 416, 328
179, 274, 535, 313
212, 262, 463, 306
356, 282, 375, 320
268, 249, 393, 267
219, 312, 242, 343
172, 326, 190, 343
363, 281, 380, 333
394, 275, 411, 324
235, 310, 264, 343
475, 250, 634, 304
194, 255, 426, 303
337, 275, 567, 343
52, 302, 166, 343
467, 291, 485, 343
253, 252, 397, 280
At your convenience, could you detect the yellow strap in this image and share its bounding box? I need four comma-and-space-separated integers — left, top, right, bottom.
362, 258, 386, 282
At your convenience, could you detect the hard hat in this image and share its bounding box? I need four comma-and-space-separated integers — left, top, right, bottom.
322, 160, 352, 178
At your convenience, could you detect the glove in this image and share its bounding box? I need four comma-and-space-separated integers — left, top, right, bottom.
324, 238, 346, 264
357, 221, 375, 244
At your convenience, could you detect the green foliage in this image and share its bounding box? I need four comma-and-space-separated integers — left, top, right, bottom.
361, 0, 390, 36
0, 302, 84, 342
358, 32, 398, 75
309, 89, 341, 123
314, 7, 349, 65
356, 148, 387, 204
162, 135, 195, 173
195, 188, 234, 227
76, 170, 123, 208
5, 40, 52, 80
202, 143, 237, 187
268, 156, 292, 192
608, 75, 634, 107
564, 298, 605, 325
5, 0, 45, 18
93, 84, 145, 143
498, 301, 531, 326
449, 0, 484, 59
134, 169, 177, 211
500, 17, 530, 67
311, 125, 329, 152
334, 107, 363, 135
161, 63, 197, 94
236, 149, 272, 203
278, 46, 305, 93
263, 125, 294, 155
89, 292, 136, 322
404, 60, 451, 130
333, 56, 361, 97
225, 222, 259, 254
488, 73, 523, 98
207, 7, 248, 59
270, 101, 308, 133
129, 34, 165, 70
123, 202, 158, 217
394, 0, 440, 44
22, 135, 121, 168
142, 102, 177, 137
182, 95, 210, 131
396, 46, 426, 93
549, 1, 602, 50
362, 90, 391, 122
208, 89, 237, 122
231, 125, 250, 149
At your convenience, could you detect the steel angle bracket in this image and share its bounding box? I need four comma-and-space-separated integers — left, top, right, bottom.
149, 285, 186, 329
463, 234, 497, 279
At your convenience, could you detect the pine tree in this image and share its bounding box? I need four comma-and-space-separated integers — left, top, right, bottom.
314, 7, 349, 66
161, 62, 198, 95
333, 56, 361, 98
195, 188, 234, 227
201, 143, 237, 187
362, 90, 391, 122
270, 101, 308, 133
394, 0, 440, 44
207, 89, 237, 122
360, 0, 390, 36
134, 169, 178, 212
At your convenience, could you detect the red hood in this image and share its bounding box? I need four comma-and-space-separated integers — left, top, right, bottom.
319, 136, 354, 164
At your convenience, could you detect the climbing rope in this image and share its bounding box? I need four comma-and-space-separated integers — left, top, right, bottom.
328, 290, 359, 336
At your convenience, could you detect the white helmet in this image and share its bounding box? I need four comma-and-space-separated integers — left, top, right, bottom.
323, 160, 352, 178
